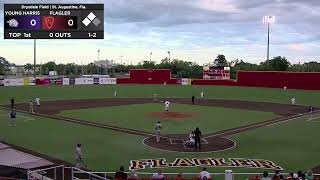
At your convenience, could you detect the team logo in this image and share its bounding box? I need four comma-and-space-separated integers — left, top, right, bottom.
129, 158, 284, 171
45, 17, 55, 29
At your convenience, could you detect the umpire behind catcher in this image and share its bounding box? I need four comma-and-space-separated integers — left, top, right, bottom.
194, 127, 202, 150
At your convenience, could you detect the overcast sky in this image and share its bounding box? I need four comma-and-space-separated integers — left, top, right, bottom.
0, 0, 320, 65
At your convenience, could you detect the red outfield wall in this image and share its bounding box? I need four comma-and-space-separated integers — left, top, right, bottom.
117, 69, 320, 90
236, 71, 320, 90
193, 71, 320, 90
117, 69, 178, 84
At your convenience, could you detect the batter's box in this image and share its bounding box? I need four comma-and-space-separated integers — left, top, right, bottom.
201, 139, 208, 144
170, 139, 184, 144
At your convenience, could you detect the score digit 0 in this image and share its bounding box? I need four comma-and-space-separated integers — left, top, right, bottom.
68, 19, 74, 27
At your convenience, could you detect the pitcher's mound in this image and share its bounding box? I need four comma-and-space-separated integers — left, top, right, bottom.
149, 112, 193, 119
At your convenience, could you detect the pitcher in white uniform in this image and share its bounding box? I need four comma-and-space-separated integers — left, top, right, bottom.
164, 100, 170, 112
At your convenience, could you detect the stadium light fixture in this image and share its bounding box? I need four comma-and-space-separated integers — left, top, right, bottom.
97, 49, 100, 63
262, 16, 275, 61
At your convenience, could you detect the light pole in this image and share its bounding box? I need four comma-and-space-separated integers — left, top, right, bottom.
168, 51, 171, 63
150, 52, 152, 62
33, 39, 36, 78
121, 56, 123, 65
262, 16, 275, 61
97, 49, 100, 74
97, 49, 100, 63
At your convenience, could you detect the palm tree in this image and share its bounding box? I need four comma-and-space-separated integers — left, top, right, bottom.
24, 63, 33, 76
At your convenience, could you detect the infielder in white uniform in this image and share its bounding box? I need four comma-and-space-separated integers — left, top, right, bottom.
291, 97, 296, 106
35, 97, 40, 111
164, 100, 170, 112
155, 121, 162, 143
29, 100, 34, 113
153, 93, 158, 103
114, 90, 117, 97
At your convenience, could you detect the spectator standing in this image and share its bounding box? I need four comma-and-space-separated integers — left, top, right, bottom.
129, 169, 138, 179
306, 170, 314, 180
272, 170, 281, 180
152, 169, 165, 180
261, 171, 271, 180
199, 167, 211, 180
115, 166, 127, 179
173, 173, 184, 180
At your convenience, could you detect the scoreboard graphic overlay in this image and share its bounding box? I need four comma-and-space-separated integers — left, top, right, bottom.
4, 4, 104, 39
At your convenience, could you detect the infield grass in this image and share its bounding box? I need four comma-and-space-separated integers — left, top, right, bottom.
58, 103, 278, 134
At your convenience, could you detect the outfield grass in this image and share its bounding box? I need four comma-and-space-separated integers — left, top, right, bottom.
1, 85, 320, 106
58, 103, 277, 134
1, 85, 320, 179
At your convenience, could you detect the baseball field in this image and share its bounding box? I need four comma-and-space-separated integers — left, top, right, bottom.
1, 85, 320, 178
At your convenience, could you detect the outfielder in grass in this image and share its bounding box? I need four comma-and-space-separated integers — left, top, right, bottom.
155, 121, 162, 143
291, 97, 296, 106
200, 91, 205, 99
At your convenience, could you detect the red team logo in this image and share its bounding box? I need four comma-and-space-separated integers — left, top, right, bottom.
45, 17, 55, 29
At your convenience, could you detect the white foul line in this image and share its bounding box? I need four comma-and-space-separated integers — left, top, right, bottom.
306, 116, 320, 122
0, 114, 35, 121
17, 115, 35, 121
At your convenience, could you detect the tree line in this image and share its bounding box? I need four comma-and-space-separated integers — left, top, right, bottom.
1, 55, 320, 79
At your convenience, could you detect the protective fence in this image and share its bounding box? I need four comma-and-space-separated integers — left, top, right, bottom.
27, 166, 320, 180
